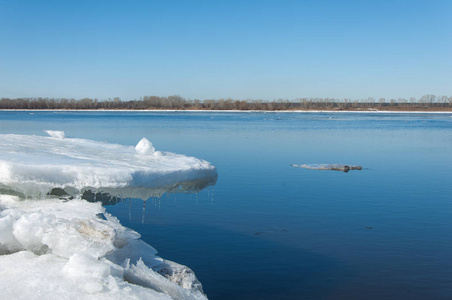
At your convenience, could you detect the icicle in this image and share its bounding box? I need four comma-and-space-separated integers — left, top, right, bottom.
128, 198, 132, 223
142, 200, 146, 224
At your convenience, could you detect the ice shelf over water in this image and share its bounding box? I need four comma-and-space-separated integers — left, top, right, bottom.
0, 132, 215, 299
0, 132, 217, 199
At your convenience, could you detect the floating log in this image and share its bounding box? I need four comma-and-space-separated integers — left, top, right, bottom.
291, 164, 362, 173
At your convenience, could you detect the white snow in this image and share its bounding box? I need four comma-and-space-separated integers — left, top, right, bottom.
0, 195, 206, 299
0, 133, 217, 199
136, 137, 155, 155
44, 130, 65, 139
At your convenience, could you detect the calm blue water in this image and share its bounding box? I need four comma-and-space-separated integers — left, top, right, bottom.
1, 111, 452, 299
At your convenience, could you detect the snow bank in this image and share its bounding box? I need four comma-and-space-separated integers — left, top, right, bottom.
0, 133, 217, 199
0, 195, 207, 300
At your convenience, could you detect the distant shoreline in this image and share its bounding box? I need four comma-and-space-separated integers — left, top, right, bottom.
2, 95, 450, 112
1, 109, 451, 114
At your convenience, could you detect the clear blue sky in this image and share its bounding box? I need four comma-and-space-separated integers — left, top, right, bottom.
1, 0, 450, 101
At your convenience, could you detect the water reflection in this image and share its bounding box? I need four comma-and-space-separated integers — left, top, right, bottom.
81, 170, 218, 205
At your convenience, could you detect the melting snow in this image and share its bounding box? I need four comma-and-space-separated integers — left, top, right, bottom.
0, 132, 215, 299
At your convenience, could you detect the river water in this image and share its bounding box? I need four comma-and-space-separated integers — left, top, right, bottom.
1, 111, 451, 299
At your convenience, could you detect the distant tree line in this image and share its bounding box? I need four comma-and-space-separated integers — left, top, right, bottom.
0, 94, 451, 111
